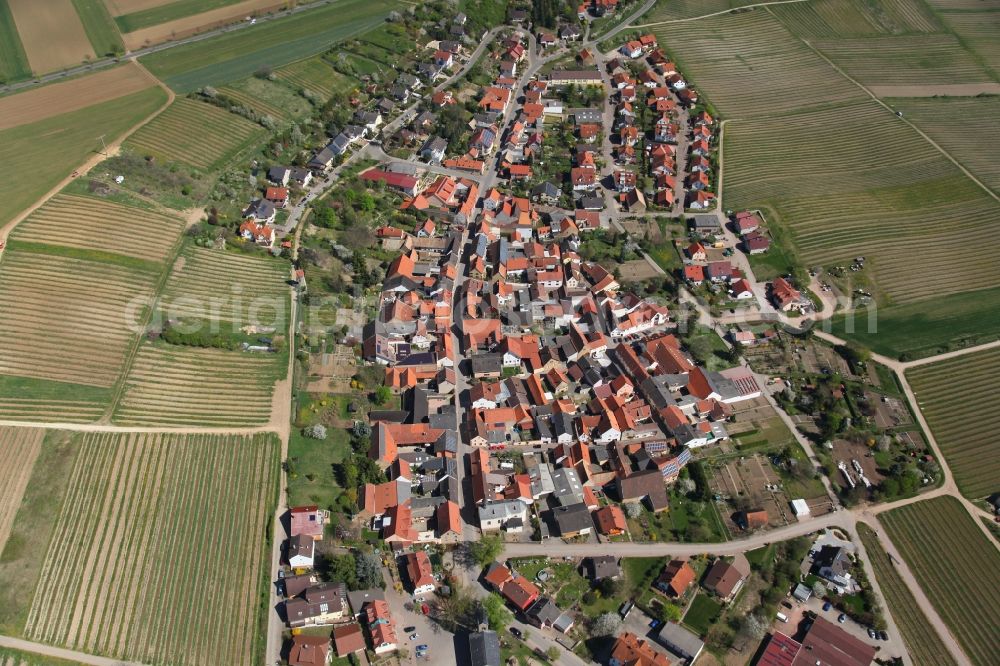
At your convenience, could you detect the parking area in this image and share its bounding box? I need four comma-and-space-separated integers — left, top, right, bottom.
382, 579, 457, 665
773, 594, 906, 663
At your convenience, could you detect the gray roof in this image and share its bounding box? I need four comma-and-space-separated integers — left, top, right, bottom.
346, 588, 385, 614
527, 596, 561, 625
551, 466, 585, 507
550, 503, 593, 535
468, 631, 501, 666
586, 556, 621, 580
657, 622, 705, 660
532, 181, 561, 199
244, 198, 276, 220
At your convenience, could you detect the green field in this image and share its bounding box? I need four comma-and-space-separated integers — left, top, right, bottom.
71, 0, 124, 57
770, 0, 941, 37
906, 348, 1000, 499
274, 56, 358, 99
828, 285, 1000, 359
881, 497, 1000, 666
0, 645, 85, 665
0, 0, 31, 83
126, 97, 266, 170
140, 0, 396, 92
15, 431, 278, 666
0, 375, 109, 423
115, 0, 245, 33
683, 593, 722, 636
0, 85, 167, 228
219, 75, 313, 124
857, 523, 958, 666
884, 95, 1000, 194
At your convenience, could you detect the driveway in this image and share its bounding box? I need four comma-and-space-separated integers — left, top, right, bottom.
382, 582, 457, 664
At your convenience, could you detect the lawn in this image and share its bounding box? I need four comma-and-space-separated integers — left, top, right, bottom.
71, 0, 124, 57
906, 348, 1000, 499
0, 85, 167, 228
683, 593, 722, 636
857, 523, 957, 666
287, 425, 352, 511
881, 496, 1000, 666
115, 0, 245, 33
0, 0, 31, 83
623, 557, 665, 593
140, 0, 397, 92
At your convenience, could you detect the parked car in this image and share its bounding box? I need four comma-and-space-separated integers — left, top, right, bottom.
409, 634, 419, 641
838, 614, 847, 623
879, 631, 888, 641
417, 645, 429, 651
403, 626, 416, 633
510, 627, 523, 639
867, 628, 876, 639
823, 601, 832, 611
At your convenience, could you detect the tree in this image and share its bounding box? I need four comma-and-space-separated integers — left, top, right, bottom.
355, 551, 384, 589
812, 581, 827, 598
546, 647, 560, 662
318, 553, 359, 588
352, 421, 372, 438
468, 534, 504, 567
741, 614, 768, 641
659, 603, 682, 622
482, 592, 513, 631
624, 501, 643, 519
303, 424, 327, 439
591, 612, 621, 637
372, 386, 391, 406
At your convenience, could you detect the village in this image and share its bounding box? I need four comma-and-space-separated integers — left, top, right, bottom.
256, 3, 941, 666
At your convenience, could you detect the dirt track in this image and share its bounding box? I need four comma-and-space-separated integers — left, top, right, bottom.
8, 0, 95, 75
121, 0, 287, 51
0, 62, 159, 131
870, 83, 1000, 97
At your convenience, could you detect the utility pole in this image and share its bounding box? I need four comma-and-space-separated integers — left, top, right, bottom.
96, 134, 108, 157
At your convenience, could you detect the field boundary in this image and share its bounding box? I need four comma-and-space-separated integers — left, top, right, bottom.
633, 0, 810, 27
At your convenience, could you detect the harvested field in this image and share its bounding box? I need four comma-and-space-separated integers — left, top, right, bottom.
113, 344, 280, 426
0, 427, 45, 553
140, 0, 396, 92
0, 85, 167, 228
7, 0, 95, 74
0, 250, 157, 387
22, 431, 279, 666
771, 0, 941, 37
126, 97, 265, 170
723, 99, 1000, 304
11, 193, 184, 262
884, 95, 1000, 193
906, 348, 1000, 499
120, 0, 285, 51
881, 497, 1000, 666
0, 62, 157, 131
812, 34, 992, 86
0, 0, 31, 83
652, 11, 865, 118
104, 0, 176, 16
160, 246, 289, 327
274, 56, 358, 99
857, 523, 958, 666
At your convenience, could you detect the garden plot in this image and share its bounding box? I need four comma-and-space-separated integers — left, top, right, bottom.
22, 431, 279, 666
113, 343, 280, 427
0, 250, 157, 388
11, 193, 184, 263
710, 454, 792, 530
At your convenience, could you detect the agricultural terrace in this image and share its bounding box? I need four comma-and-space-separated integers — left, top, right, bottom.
769, 0, 940, 37
125, 97, 266, 171
139, 0, 397, 92
22, 431, 279, 666
160, 245, 289, 327
113, 344, 282, 427
906, 348, 1000, 499
0, 249, 158, 388
0, 0, 31, 83
651, 11, 865, 118
722, 98, 1000, 305
884, 96, 1000, 194
0, 86, 168, 227
0, 427, 45, 553
11, 193, 185, 263
71, 0, 125, 58
881, 497, 1000, 666
856, 523, 958, 666
274, 56, 359, 99
6, 0, 94, 75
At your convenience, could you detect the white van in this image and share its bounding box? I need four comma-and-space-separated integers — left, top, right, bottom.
776, 612, 789, 623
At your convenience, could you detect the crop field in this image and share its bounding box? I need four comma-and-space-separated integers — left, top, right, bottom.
22, 431, 279, 666
0, 85, 167, 228
857, 523, 958, 666
936, 9, 1000, 76
883, 96, 1000, 193
829, 284, 1000, 360
160, 246, 289, 327
0, 427, 45, 553
906, 348, 1000, 499
811, 34, 992, 86
771, 0, 940, 37
0, 249, 157, 388
113, 0, 246, 33
7, 0, 95, 75
126, 97, 265, 170
11, 193, 184, 263
71, 0, 124, 57
274, 56, 358, 99
219, 76, 312, 123
643, 0, 759, 21
0, 63, 158, 132
0, 376, 109, 423
119, 0, 286, 51
652, 11, 865, 118
0, 0, 31, 83
140, 0, 396, 92
113, 343, 281, 426
723, 98, 1000, 305
881, 497, 1000, 666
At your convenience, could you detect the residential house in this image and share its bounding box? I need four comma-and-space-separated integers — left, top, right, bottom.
288, 635, 331, 666
703, 554, 750, 602
288, 534, 314, 568
332, 623, 366, 657
404, 550, 436, 595
609, 632, 671, 666
655, 559, 695, 598
593, 505, 627, 536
